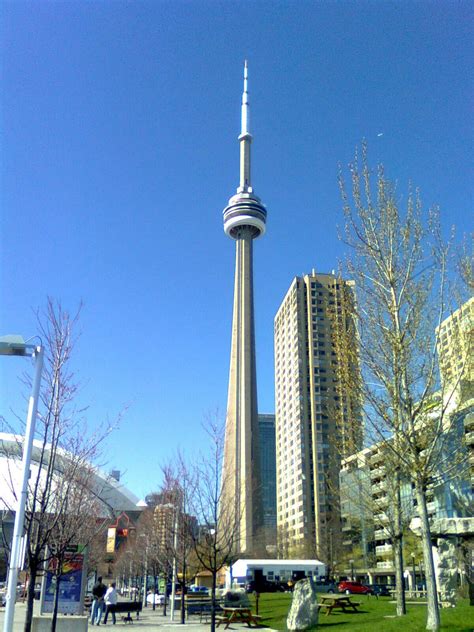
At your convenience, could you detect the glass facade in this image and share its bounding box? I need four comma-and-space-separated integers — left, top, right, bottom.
258, 414, 277, 541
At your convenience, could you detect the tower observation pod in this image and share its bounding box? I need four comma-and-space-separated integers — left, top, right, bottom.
223, 61, 267, 239
221, 61, 266, 555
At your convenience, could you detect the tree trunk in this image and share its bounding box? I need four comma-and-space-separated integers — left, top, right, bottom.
210, 568, 217, 632
163, 574, 168, 616
51, 572, 61, 632
393, 475, 406, 616
24, 563, 38, 632
180, 558, 186, 624
415, 484, 440, 631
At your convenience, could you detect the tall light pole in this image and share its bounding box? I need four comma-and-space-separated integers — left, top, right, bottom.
139, 534, 149, 608
169, 505, 179, 622
0, 335, 44, 632
349, 559, 354, 581
411, 552, 416, 593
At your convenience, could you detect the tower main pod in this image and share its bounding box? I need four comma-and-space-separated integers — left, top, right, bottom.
221, 62, 266, 554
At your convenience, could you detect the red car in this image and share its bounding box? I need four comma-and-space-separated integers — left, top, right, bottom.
337, 581, 372, 595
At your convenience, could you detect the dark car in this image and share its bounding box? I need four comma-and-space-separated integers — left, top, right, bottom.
245, 579, 286, 593
313, 580, 336, 594
370, 584, 392, 596
337, 581, 373, 595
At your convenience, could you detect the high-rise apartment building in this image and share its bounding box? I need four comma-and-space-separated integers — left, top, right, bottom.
258, 414, 277, 548
221, 62, 266, 554
274, 271, 361, 561
437, 297, 473, 403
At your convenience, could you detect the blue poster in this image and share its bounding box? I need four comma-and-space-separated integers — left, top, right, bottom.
41, 546, 85, 615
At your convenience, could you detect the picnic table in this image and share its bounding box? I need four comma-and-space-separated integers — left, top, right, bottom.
216, 607, 262, 628
317, 594, 361, 616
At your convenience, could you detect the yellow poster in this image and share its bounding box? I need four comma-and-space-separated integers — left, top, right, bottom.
106, 528, 116, 553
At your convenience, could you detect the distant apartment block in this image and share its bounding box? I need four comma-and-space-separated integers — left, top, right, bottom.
340, 400, 473, 577
258, 414, 277, 548
274, 271, 362, 561
437, 297, 473, 403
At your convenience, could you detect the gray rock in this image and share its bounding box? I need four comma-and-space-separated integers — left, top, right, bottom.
287, 578, 319, 631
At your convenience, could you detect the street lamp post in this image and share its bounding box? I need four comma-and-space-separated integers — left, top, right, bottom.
139, 534, 149, 609
349, 559, 354, 581
170, 506, 179, 622
0, 336, 44, 632
411, 553, 416, 593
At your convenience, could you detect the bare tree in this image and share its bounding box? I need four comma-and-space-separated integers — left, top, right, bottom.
45, 452, 109, 632
336, 145, 471, 630
160, 456, 197, 624
189, 415, 241, 632
0, 299, 116, 632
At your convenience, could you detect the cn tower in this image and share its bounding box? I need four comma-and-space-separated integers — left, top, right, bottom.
221, 61, 266, 554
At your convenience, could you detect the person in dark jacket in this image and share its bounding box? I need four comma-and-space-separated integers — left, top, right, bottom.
90, 577, 107, 625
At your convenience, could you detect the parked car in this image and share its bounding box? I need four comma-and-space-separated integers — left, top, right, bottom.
370, 584, 393, 597
245, 579, 286, 593
313, 580, 336, 594
337, 581, 373, 595
188, 586, 209, 595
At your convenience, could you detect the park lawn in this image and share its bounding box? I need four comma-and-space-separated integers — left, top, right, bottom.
249, 593, 473, 632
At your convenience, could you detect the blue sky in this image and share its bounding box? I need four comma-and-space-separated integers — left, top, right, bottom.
1, 1, 472, 500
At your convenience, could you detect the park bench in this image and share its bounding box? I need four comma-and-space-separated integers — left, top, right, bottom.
107, 601, 142, 623
185, 595, 224, 621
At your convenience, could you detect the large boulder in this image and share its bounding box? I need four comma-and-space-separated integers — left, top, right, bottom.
287, 578, 319, 631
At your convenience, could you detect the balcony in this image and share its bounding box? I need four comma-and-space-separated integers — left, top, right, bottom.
372, 480, 387, 493
375, 544, 393, 555
376, 561, 394, 570
375, 513, 389, 524
370, 452, 384, 466
374, 528, 390, 539
370, 467, 385, 479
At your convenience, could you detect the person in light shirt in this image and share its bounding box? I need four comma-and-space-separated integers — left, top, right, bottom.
103, 582, 118, 625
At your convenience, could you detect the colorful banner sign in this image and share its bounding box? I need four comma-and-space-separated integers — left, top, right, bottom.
106, 527, 116, 553
41, 545, 86, 615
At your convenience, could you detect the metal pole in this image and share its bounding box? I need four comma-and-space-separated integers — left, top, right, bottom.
142, 542, 148, 608
3, 346, 44, 632
170, 508, 179, 621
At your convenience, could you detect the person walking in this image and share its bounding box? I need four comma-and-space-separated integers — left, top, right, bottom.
90, 576, 107, 625
103, 582, 118, 625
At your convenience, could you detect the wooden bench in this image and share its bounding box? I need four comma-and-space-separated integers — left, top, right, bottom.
107, 601, 142, 623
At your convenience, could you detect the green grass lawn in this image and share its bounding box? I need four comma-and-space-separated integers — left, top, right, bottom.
249, 593, 473, 632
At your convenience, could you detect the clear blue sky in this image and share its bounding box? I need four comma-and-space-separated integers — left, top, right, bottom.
1, 1, 472, 500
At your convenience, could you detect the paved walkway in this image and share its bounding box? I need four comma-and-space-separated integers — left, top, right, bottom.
0, 602, 276, 632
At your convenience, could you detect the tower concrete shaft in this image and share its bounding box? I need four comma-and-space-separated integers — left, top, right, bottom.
221, 62, 266, 554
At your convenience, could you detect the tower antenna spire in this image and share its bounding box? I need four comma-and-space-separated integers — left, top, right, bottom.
241, 59, 249, 135
238, 60, 252, 192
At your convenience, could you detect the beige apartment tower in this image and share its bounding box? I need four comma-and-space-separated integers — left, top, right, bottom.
437, 296, 473, 403
274, 271, 361, 561
220, 63, 266, 554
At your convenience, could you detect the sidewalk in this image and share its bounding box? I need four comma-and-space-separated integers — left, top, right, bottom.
0, 602, 277, 632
